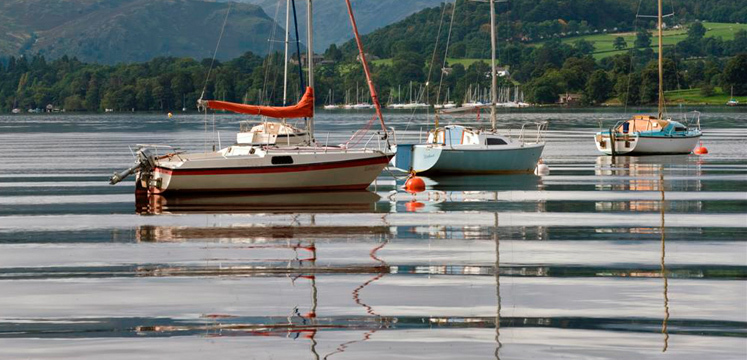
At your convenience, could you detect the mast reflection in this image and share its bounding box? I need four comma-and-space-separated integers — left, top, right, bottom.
660, 172, 670, 352
495, 212, 501, 360
324, 240, 389, 359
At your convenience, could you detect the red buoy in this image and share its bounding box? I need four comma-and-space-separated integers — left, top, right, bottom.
694, 142, 709, 155
404, 174, 426, 193
405, 201, 425, 212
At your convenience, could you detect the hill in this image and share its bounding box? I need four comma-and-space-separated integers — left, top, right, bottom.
228, 0, 444, 51
341, 0, 747, 59
0, 0, 283, 64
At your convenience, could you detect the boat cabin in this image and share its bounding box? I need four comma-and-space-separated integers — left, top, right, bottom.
426, 125, 509, 147
236, 121, 307, 146
615, 116, 671, 134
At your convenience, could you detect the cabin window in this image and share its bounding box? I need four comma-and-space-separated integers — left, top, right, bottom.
674, 126, 686, 132
486, 138, 507, 145
271, 156, 294, 165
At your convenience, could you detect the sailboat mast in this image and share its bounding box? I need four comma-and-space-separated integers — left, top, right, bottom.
307, 0, 315, 137
490, 0, 498, 131
282, 0, 290, 105
291, 0, 304, 91
343, 0, 388, 131
657, 0, 664, 120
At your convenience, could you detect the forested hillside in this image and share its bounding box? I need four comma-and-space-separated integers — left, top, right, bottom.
0, 0, 282, 64
341, 0, 747, 59
2, 0, 746, 112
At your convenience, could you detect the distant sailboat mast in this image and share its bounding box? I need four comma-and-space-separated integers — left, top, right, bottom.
657, 0, 665, 121
489, 0, 498, 131
282, 0, 290, 106
307, 0, 315, 137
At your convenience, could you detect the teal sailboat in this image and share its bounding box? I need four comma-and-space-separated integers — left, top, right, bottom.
397, 0, 545, 174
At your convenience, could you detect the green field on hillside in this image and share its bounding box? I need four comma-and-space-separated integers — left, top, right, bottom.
372, 58, 490, 68
371, 22, 745, 66
554, 22, 747, 60
664, 87, 746, 105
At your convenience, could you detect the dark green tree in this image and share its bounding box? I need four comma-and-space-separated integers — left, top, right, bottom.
585, 70, 613, 104
721, 53, 747, 95
687, 22, 706, 41
634, 28, 652, 49
574, 39, 595, 55
613, 36, 627, 50
324, 44, 343, 62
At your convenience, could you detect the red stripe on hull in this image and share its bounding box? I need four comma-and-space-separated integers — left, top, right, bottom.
155, 155, 392, 176
149, 183, 372, 194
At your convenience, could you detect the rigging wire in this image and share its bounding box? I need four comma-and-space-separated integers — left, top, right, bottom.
668, 0, 683, 120
623, 0, 646, 116
426, 2, 450, 97
260, 0, 285, 106
405, 2, 451, 132
199, 3, 232, 153
435, 0, 459, 120
200, 3, 232, 101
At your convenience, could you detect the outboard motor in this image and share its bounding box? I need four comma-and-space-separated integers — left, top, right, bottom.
109, 148, 156, 185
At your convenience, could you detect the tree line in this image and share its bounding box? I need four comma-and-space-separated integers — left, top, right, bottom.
1, 23, 745, 112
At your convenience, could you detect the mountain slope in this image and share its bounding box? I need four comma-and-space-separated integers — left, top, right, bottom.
227, 0, 444, 51
0, 0, 283, 64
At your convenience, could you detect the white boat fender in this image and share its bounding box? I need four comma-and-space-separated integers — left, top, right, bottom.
535, 159, 550, 176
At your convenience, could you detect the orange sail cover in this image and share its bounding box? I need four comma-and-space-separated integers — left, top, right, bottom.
204, 87, 314, 118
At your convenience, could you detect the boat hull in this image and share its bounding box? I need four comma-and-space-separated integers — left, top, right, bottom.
408, 143, 545, 174
594, 133, 701, 155
147, 152, 392, 193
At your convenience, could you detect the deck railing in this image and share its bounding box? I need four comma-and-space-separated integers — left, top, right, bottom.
518, 121, 549, 144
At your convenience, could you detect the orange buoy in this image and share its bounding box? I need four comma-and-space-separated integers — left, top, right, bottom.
694, 142, 709, 155
404, 173, 426, 193
405, 201, 425, 212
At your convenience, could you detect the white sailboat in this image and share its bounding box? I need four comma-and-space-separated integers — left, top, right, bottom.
350, 82, 374, 109
594, 0, 702, 156
387, 84, 407, 109
397, 0, 545, 175
462, 84, 485, 108
110, 0, 395, 193
402, 82, 429, 109
323, 89, 339, 110
434, 88, 456, 109
727, 86, 739, 106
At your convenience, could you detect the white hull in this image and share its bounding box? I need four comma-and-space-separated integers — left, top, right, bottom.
595, 133, 701, 155
144, 148, 392, 193
402, 103, 429, 109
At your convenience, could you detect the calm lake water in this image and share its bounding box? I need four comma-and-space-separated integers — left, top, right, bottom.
0, 108, 745, 359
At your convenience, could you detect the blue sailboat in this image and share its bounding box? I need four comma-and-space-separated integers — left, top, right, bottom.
396, 0, 545, 175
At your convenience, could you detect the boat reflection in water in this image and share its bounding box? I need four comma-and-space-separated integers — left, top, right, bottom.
131, 219, 506, 360
420, 173, 543, 192
594, 155, 703, 213
136, 190, 383, 215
